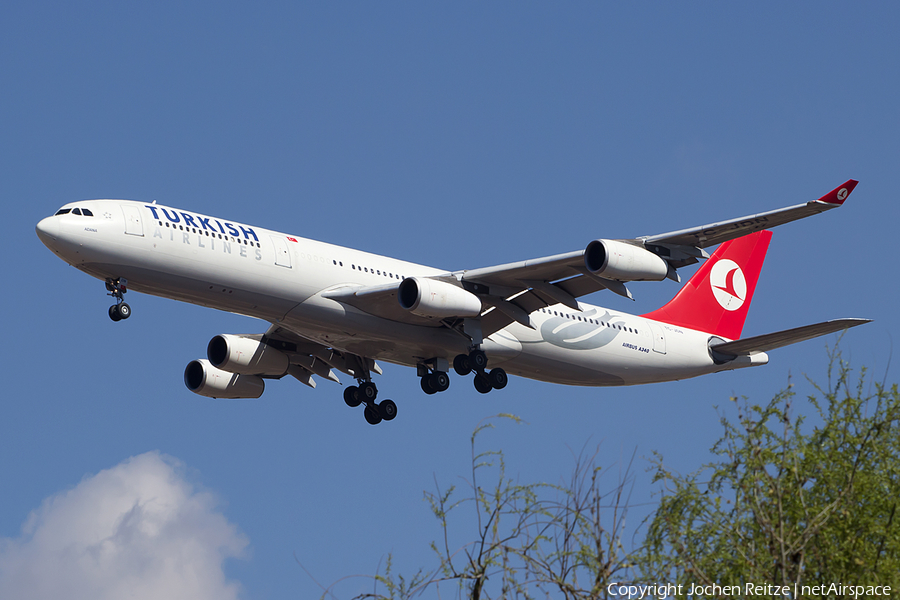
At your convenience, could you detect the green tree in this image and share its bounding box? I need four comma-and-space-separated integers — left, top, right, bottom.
345, 415, 639, 600
316, 352, 900, 599
639, 350, 900, 594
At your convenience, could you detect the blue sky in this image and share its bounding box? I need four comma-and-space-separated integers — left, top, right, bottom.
2, 3, 898, 598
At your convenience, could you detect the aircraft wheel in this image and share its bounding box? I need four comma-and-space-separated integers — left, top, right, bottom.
421, 375, 437, 395
453, 354, 472, 376
469, 349, 488, 371
474, 373, 492, 394
343, 386, 361, 407
364, 405, 383, 425
434, 371, 450, 392
488, 368, 508, 390
379, 399, 397, 421
359, 381, 378, 402
117, 303, 131, 319
109, 305, 122, 322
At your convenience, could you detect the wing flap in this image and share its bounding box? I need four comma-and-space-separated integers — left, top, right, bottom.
263, 325, 383, 383
710, 318, 871, 356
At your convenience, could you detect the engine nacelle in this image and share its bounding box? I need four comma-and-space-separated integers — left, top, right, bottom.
398, 277, 482, 319
184, 359, 265, 399
207, 334, 290, 376
584, 239, 669, 281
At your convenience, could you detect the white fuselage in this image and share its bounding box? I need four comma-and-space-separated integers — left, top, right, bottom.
36, 200, 767, 388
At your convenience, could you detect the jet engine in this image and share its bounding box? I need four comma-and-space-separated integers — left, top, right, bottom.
184, 359, 265, 399
584, 239, 669, 281
207, 334, 290, 376
398, 277, 483, 319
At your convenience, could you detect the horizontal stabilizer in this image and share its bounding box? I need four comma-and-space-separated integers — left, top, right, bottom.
710, 318, 871, 357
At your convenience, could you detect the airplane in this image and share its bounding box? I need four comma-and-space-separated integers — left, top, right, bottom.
35, 180, 870, 425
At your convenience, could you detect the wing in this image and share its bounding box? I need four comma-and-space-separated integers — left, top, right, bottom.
321, 180, 858, 338
459, 180, 859, 335
709, 318, 871, 357
641, 180, 859, 265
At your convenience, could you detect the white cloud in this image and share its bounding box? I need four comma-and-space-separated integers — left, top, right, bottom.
0, 452, 248, 600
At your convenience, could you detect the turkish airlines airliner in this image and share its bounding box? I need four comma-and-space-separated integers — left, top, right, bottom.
36, 181, 869, 424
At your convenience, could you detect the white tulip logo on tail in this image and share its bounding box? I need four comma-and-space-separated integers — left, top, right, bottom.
710, 259, 747, 311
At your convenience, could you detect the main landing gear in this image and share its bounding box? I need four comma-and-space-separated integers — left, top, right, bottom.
106, 278, 131, 322
343, 380, 397, 426
420, 370, 450, 395
452, 349, 508, 395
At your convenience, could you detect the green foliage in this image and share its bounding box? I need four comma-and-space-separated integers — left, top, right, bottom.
638, 349, 900, 593
355, 414, 638, 599
316, 351, 900, 599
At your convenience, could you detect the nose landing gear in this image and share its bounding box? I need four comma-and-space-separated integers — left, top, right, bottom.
106, 278, 131, 321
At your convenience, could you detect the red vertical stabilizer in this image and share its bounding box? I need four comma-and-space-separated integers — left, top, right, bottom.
641, 230, 772, 340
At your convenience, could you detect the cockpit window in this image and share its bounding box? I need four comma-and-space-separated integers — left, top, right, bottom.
55, 207, 94, 216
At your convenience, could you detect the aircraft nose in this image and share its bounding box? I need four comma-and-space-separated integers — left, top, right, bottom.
36, 216, 59, 245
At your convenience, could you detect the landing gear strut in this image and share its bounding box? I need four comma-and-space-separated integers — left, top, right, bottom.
453, 349, 507, 395
106, 278, 131, 321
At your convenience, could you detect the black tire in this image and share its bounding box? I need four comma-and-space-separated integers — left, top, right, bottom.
434, 371, 450, 392
109, 305, 122, 322
343, 386, 361, 407
421, 375, 437, 395
488, 368, 508, 390
359, 381, 378, 402
379, 399, 397, 421
469, 349, 488, 371
117, 303, 131, 319
453, 354, 472, 376
364, 405, 383, 425
474, 373, 492, 394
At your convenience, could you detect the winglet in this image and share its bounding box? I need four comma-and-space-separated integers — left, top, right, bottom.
817, 179, 858, 206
